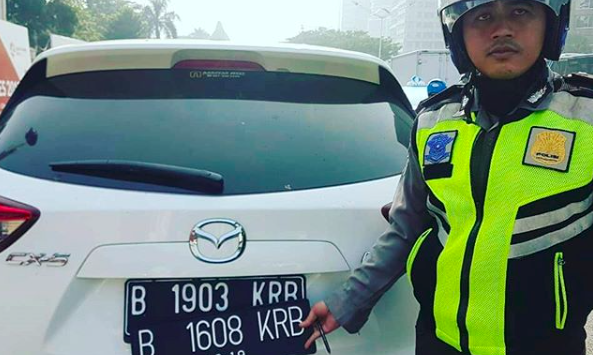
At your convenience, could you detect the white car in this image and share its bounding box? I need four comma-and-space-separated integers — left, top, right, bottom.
0, 40, 419, 355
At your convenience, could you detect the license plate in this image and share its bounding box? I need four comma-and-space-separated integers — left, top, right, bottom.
130, 299, 315, 355
124, 276, 315, 355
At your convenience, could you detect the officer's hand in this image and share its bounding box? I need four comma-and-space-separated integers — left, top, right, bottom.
300, 301, 340, 349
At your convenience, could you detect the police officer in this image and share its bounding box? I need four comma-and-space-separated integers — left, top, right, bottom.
301, 0, 593, 354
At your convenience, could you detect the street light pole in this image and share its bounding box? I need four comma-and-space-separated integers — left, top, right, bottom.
350, 1, 391, 59
374, 7, 391, 59
379, 17, 384, 58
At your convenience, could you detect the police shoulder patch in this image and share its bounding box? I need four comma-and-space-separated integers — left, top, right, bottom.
558, 72, 593, 98
523, 127, 575, 172
424, 131, 458, 166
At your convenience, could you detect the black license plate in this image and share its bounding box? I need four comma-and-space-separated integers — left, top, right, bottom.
124, 276, 315, 355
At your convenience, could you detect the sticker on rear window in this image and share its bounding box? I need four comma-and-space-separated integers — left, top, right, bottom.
189, 71, 246, 79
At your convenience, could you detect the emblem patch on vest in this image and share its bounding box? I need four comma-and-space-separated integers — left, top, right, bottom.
523, 127, 575, 172
424, 131, 457, 165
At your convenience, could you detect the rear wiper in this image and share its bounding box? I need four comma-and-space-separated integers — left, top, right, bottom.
50, 160, 224, 194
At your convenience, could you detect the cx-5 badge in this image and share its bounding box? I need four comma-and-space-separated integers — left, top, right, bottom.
189, 218, 246, 264
6, 253, 70, 267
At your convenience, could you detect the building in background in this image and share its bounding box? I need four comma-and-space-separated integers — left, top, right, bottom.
340, 0, 371, 32
367, 0, 395, 38
340, 0, 445, 54
210, 21, 230, 41
571, 0, 593, 41
388, 0, 445, 52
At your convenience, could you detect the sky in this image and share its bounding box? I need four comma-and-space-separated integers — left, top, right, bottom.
134, 0, 342, 43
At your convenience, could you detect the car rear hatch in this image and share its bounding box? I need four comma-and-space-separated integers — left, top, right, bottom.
0, 47, 417, 355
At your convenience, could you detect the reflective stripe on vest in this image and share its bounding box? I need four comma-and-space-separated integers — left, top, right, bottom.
415, 91, 593, 355
427, 197, 450, 246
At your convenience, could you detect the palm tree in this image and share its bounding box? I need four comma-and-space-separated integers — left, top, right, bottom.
142, 0, 179, 39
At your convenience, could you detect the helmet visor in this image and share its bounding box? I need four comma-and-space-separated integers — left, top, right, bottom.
440, 0, 569, 32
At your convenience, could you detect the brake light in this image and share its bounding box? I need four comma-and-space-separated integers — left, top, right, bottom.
173, 60, 265, 71
0, 196, 40, 253
381, 202, 392, 222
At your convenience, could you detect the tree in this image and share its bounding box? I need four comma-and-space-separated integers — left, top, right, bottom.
7, 0, 79, 52
70, 0, 148, 41
46, 0, 79, 37
287, 28, 401, 61
81, 0, 124, 36
142, 0, 180, 39
104, 6, 148, 39
70, 2, 105, 42
7, 0, 45, 49
85, 0, 125, 14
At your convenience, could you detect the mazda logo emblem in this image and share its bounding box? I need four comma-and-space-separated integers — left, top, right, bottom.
189, 219, 246, 263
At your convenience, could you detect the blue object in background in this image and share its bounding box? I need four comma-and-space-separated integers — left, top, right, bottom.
427, 78, 447, 97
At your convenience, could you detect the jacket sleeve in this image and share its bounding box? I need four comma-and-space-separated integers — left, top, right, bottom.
324, 121, 433, 333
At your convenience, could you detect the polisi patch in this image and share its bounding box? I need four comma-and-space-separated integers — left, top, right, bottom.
424, 131, 457, 166
523, 127, 575, 172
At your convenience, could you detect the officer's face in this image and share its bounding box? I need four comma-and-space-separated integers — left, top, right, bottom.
462, 0, 547, 79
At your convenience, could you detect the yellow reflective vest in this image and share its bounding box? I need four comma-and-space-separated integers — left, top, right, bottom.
408, 87, 593, 355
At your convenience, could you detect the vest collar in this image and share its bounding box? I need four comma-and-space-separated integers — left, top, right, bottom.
457, 63, 557, 129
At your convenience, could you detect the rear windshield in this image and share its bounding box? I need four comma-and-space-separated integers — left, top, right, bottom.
0, 67, 413, 195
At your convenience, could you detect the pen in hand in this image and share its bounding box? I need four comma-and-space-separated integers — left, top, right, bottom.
301, 301, 339, 351
315, 320, 332, 354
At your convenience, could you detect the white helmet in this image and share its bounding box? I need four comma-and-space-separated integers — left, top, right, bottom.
438, 0, 571, 73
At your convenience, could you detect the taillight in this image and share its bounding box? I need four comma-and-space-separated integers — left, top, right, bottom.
173, 60, 265, 71
381, 202, 392, 222
0, 196, 40, 253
